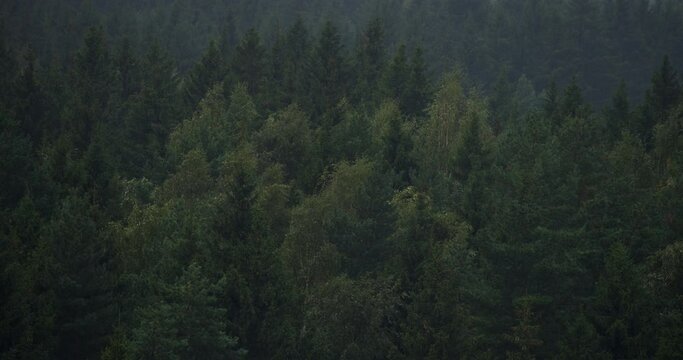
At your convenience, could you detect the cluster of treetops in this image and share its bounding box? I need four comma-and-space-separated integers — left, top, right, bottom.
1, 11, 683, 360
3, 0, 683, 104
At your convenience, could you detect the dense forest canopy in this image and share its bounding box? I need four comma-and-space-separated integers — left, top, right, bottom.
1, 0, 683, 359
3, 0, 683, 103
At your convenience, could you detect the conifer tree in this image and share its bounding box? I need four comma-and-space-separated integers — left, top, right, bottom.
405, 47, 430, 117
355, 18, 386, 106
49, 195, 117, 360
594, 243, 652, 359
311, 21, 349, 117
67, 26, 114, 147
232, 29, 265, 97
382, 44, 409, 106
609, 80, 630, 137
183, 40, 225, 112
13, 48, 47, 144
284, 18, 311, 110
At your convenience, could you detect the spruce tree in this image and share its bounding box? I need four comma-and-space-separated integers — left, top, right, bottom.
405, 47, 429, 117
311, 21, 348, 118
231, 29, 265, 97
183, 40, 226, 112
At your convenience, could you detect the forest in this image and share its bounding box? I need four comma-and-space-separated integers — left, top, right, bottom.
1, 0, 682, 359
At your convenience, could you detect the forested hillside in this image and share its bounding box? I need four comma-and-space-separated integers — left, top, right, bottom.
3, 0, 683, 103
1, 1, 683, 359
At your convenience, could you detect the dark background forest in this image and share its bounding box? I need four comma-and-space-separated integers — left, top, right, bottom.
1, 0, 683, 359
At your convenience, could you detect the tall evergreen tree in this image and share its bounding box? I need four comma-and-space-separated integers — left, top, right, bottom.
649, 56, 681, 124
67, 26, 114, 147
311, 21, 349, 118
131, 263, 241, 360
283, 18, 312, 111
49, 195, 116, 360
381, 44, 409, 107
13, 48, 48, 144
0, 23, 17, 110
355, 18, 386, 106
609, 80, 630, 137
114, 38, 139, 102
183, 40, 226, 112
405, 47, 430, 117
594, 243, 652, 359
231, 29, 265, 97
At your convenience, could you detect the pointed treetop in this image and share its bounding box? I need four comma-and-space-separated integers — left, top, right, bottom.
650, 55, 681, 121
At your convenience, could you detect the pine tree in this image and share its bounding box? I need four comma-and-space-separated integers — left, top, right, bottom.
256, 104, 317, 189
405, 47, 430, 117
141, 42, 179, 155
594, 243, 652, 359
381, 44, 409, 107
0, 110, 33, 209
13, 48, 47, 144
543, 79, 559, 120
0, 23, 17, 110
490, 69, 515, 134
228, 83, 259, 145
311, 21, 349, 118
649, 56, 681, 124
558, 313, 608, 360
648, 242, 683, 360
218, 11, 237, 57
266, 30, 287, 110
505, 298, 543, 360
183, 40, 226, 112
640, 56, 681, 147
131, 263, 240, 360
373, 101, 413, 185
67, 26, 114, 147
284, 18, 311, 111
609, 80, 630, 137
355, 18, 386, 106
0, 197, 56, 359
49, 195, 117, 360
114, 38, 140, 102
168, 85, 231, 164
560, 77, 588, 119
231, 29, 265, 97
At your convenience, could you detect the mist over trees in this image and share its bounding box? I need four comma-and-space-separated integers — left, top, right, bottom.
3, 0, 683, 103
1, 0, 683, 359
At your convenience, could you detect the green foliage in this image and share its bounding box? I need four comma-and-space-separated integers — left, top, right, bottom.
256, 104, 319, 190
303, 276, 400, 360
504, 297, 544, 360
648, 242, 683, 360
169, 84, 231, 163
381, 44, 409, 107
232, 29, 265, 97
609, 81, 631, 138
0, 197, 55, 360
2, 10, 683, 360
183, 40, 226, 111
311, 21, 349, 117
227, 83, 260, 145
49, 194, 117, 359
66, 26, 115, 147
405, 47, 430, 117
158, 149, 213, 203
558, 313, 609, 360
0, 113, 32, 208
594, 243, 652, 359
130, 263, 240, 360
372, 100, 414, 185
354, 18, 386, 108
122, 41, 180, 178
